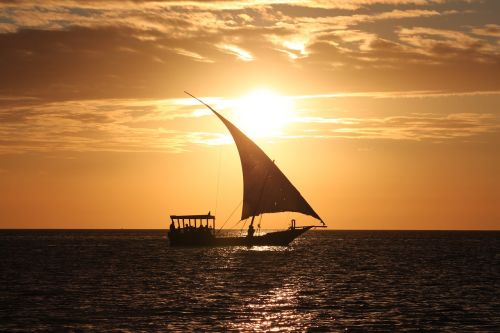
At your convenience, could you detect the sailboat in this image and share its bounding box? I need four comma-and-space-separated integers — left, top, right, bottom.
167, 92, 326, 246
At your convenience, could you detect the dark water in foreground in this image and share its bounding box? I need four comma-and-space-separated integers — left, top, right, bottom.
0, 230, 499, 332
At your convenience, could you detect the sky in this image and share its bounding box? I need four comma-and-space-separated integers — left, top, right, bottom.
0, 0, 499, 230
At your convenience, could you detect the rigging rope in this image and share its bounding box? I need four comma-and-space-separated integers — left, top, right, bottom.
216, 199, 243, 234
257, 214, 264, 235
239, 218, 248, 237
214, 145, 222, 216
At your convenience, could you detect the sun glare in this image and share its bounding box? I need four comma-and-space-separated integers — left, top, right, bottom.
232, 89, 293, 138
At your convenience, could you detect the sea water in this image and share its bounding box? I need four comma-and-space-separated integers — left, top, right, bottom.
0, 230, 498, 331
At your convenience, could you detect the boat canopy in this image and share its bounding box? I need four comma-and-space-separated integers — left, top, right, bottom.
170, 214, 215, 229
170, 214, 215, 220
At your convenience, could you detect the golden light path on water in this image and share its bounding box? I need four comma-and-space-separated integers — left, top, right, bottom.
228, 282, 314, 331
215, 239, 318, 331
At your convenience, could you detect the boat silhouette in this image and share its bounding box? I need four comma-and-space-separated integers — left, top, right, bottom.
168, 92, 326, 247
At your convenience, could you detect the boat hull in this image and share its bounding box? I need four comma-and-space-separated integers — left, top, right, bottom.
168, 227, 313, 247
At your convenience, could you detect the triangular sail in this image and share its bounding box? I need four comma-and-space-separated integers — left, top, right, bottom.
186, 92, 323, 224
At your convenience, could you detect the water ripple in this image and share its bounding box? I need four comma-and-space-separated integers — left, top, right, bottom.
0, 230, 498, 331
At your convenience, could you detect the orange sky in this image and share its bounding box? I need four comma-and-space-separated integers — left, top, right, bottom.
0, 0, 499, 229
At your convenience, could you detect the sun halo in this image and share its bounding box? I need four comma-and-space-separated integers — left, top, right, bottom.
231, 89, 293, 139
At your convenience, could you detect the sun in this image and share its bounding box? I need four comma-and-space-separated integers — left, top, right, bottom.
232, 89, 293, 138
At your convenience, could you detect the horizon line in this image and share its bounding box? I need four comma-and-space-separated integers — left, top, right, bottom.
0, 228, 498, 232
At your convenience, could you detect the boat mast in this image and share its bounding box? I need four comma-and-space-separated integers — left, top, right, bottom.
249, 160, 273, 231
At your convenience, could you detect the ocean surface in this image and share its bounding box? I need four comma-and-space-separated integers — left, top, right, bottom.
0, 230, 498, 332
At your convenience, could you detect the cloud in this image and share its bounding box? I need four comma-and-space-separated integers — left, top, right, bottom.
216, 44, 254, 61
292, 0, 485, 10
471, 24, 500, 38
289, 9, 441, 30
0, 22, 16, 33
171, 47, 214, 63
292, 90, 500, 99
0, 98, 223, 154
0, 91, 498, 154
0, 1, 455, 17
268, 8, 445, 57
0, 0, 498, 101
289, 113, 500, 141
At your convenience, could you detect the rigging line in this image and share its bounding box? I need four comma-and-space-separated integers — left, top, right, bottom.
227, 216, 245, 231
249, 159, 274, 227
240, 218, 248, 237
257, 214, 264, 235
216, 199, 243, 234
214, 145, 222, 216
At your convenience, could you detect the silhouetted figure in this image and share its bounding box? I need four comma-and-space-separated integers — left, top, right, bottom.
247, 223, 255, 238
170, 221, 176, 233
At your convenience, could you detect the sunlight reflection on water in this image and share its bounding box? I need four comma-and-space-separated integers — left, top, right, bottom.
229, 283, 313, 332
246, 245, 290, 252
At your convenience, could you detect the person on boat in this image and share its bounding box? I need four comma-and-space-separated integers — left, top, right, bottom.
247, 223, 255, 238
169, 220, 176, 233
